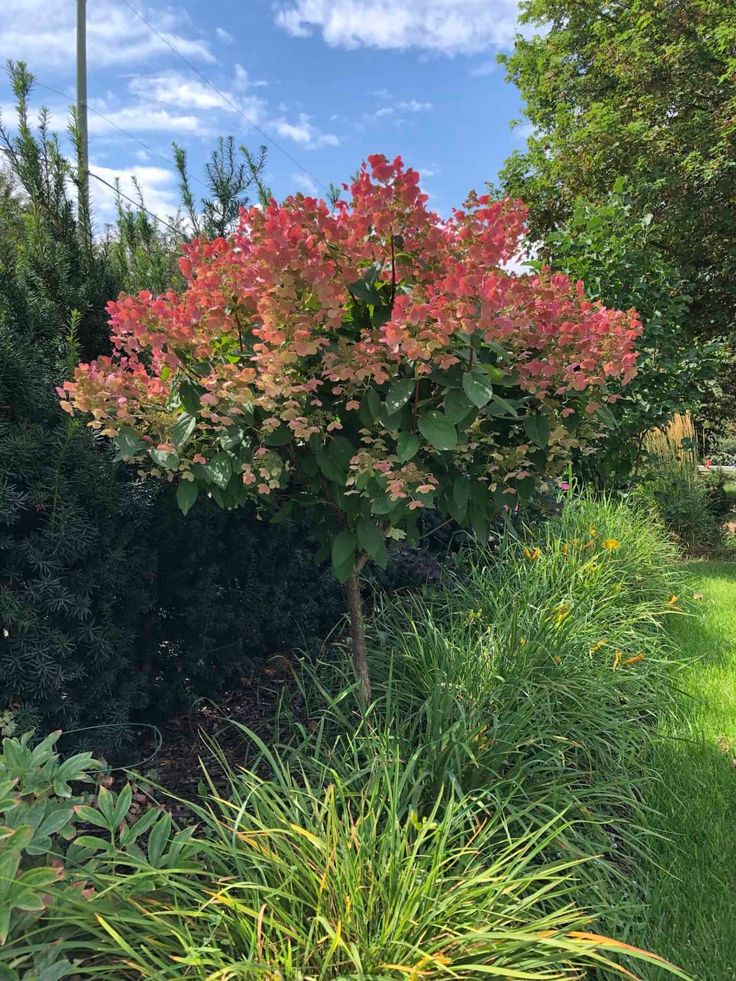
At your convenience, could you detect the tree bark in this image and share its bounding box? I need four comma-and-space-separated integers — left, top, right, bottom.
345, 571, 372, 704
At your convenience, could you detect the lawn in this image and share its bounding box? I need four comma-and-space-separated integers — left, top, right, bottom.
641, 561, 736, 979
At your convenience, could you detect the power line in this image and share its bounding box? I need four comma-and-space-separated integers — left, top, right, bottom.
34, 80, 210, 192
0, 141, 186, 237
87, 168, 186, 236
117, 0, 331, 196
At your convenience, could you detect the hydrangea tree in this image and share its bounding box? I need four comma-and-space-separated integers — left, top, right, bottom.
60, 155, 641, 701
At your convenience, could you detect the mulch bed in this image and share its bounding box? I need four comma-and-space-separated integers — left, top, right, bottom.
101, 656, 306, 822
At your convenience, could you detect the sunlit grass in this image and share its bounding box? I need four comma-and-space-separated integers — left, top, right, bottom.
638, 562, 736, 979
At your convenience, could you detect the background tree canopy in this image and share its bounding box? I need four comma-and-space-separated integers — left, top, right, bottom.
532, 183, 724, 479
500, 0, 736, 343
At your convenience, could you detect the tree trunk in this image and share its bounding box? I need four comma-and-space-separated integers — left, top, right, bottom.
345, 571, 372, 704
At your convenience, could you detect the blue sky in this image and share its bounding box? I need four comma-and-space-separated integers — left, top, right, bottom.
1, 0, 529, 226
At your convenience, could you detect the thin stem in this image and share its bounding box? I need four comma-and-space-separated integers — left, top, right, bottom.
345, 569, 371, 705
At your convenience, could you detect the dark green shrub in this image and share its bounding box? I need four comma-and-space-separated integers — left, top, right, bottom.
635, 460, 722, 552
133, 493, 344, 718
0, 64, 343, 741
708, 425, 736, 467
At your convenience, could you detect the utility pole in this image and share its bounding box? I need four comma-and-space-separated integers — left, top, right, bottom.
76, 0, 90, 245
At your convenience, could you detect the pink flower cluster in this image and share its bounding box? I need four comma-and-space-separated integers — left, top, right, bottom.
60, 154, 641, 500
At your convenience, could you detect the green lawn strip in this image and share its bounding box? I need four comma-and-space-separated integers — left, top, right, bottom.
641, 561, 736, 980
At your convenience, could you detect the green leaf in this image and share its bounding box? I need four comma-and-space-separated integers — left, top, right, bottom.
271, 501, 294, 525
95, 786, 115, 825
147, 812, 172, 867
149, 447, 179, 470
596, 404, 618, 428
524, 414, 551, 448
418, 411, 457, 451
370, 493, 396, 515
468, 503, 489, 543
112, 784, 133, 828
316, 447, 346, 484
175, 480, 198, 516
171, 413, 196, 448
396, 431, 420, 462
331, 530, 356, 581
462, 371, 494, 407
485, 365, 516, 387
444, 389, 474, 424
263, 425, 292, 447
453, 476, 472, 515
113, 425, 146, 459
203, 452, 232, 489
516, 476, 537, 501
332, 530, 356, 568
219, 426, 245, 451
350, 278, 383, 305
122, 806, 161, 844
385, 378, 415, 416
327, 436, 355, 471
178, 379, 201, 414
365, 388, 381, 420
357, 518, 388, 568
74, 806, 111, 830
486, 394, 519, 418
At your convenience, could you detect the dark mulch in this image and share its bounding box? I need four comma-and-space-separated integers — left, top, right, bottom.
100, 656, 306, 822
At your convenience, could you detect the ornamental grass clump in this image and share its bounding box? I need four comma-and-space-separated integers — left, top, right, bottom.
0, 499, 689, 979
60, 156, 641, 700
288, 495, 685, 946
4, 737, 686, 979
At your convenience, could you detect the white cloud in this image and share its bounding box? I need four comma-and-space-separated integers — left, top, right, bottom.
216, 27, 235, 44
0, 0, 214, 68
273, 113, 339, 147
291, 171, 318, 194
89, 104, 206, 136
274, 0, 521, 54
105, 69, 332, 149
125, 70, 267, 123
373, 98, 432, 120
89, 162, 180, 226
234, 63, 268, 90
396, 99, 432, 112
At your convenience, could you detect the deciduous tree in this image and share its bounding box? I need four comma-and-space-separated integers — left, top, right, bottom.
61, 155, 641, 701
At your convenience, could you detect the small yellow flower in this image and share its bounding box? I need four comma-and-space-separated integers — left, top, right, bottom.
591, 640, 605, 653
589, 528, 597, 538
624, 653, 645, 667
524, 546, 541, 560
612, 650, 623, 669
554, 602, 572, 624
666, 594, 679, 608
602, 538, 621, 551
